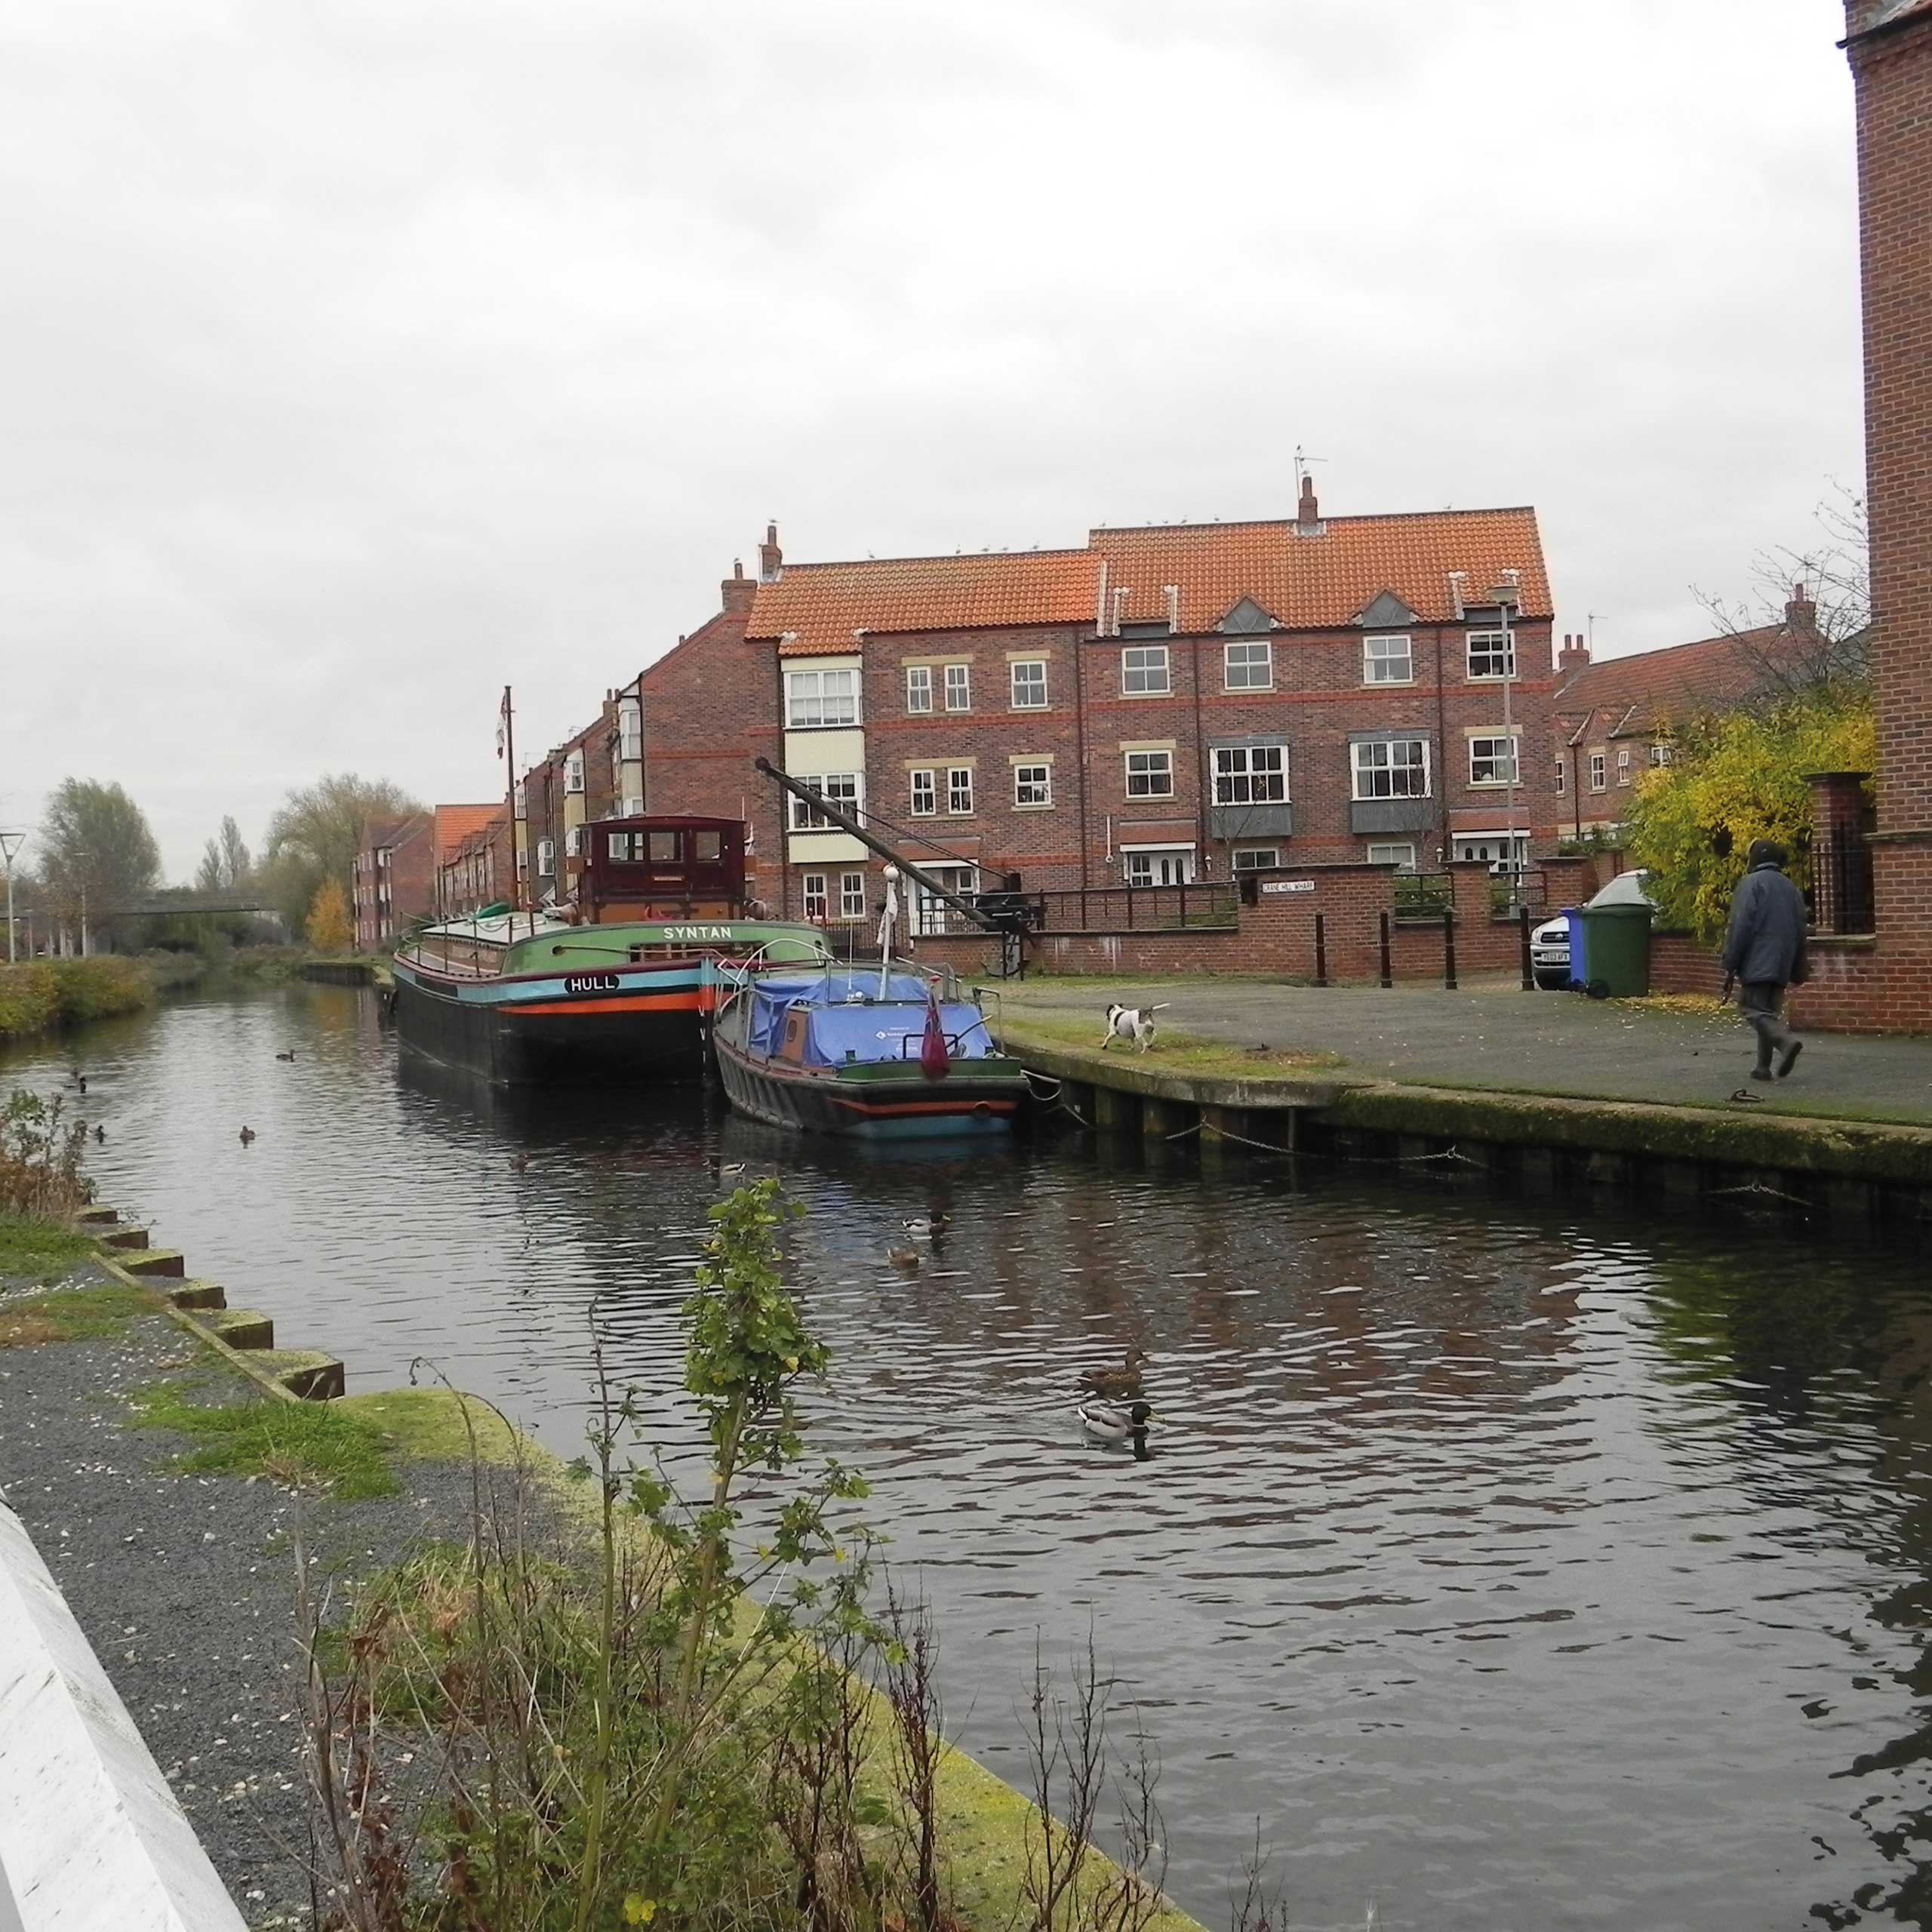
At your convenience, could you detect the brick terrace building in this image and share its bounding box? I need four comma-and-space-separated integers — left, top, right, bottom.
350, 812, 432, 951
1553, 589, 1826, 837
633, 489, 1560, 928
1811, 1, 1932, 1029
437, 812, 512, 919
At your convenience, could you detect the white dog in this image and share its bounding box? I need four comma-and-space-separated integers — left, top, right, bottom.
1101, 1002, 1168, 1052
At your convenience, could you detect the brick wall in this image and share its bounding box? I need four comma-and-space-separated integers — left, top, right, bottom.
1817, 6, 1932, 1031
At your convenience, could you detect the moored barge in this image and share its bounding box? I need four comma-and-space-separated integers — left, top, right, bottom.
391, 815, 828, 1086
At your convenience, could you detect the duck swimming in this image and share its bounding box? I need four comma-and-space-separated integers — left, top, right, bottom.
888, 1244, 924, 1270
901, 1215, 952, 1240
1078, 1399, 1151, 1442
275, 1050, 296, 1063
1078, 1346, 1148, 1397
238, 1125, 256, 1145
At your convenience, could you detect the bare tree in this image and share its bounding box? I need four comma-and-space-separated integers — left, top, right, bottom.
1693, 481, 1870, 696
194, 814, 254, 893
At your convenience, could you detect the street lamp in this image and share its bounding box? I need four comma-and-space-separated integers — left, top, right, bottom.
1487, 575, 1523, 904
72, 851, 91, 958
0, 831, 22, 963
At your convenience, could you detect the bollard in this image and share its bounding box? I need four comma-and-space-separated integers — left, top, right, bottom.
1518, 903, 1534, 991
1443, 909, 1459, 991
1314, 912, 1328, 987
1379, 911, 1393, 989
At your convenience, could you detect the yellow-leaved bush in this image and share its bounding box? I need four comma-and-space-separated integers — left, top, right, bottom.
1626, 689, 1874, 946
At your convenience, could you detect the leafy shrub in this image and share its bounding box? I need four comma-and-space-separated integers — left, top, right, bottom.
0, 1088, 93, 1218
0, 958, 153, 1039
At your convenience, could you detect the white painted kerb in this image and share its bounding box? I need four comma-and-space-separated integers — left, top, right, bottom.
0, 1488, 247, 1931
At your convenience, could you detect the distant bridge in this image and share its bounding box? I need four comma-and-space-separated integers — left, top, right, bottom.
97, 893, 283, 917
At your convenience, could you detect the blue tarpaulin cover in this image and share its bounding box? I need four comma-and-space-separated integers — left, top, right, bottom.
744, 971, 995, 1066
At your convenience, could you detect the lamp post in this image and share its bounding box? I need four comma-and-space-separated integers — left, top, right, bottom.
1487, 575, 1523, 905
0, 831, 22, 963
72, 851, 91, 958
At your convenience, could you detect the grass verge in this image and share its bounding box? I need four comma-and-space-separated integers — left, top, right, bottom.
130, 1379, 401, 1499
998, 1010, 1343, 1080
0, 1277, 152, 1347
0, 1210, 101, 1286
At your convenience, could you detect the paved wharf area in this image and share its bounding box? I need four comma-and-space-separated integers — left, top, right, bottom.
998, 976, 1932, 1129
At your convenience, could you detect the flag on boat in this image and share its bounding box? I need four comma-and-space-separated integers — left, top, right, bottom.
920, 991, 950, 1081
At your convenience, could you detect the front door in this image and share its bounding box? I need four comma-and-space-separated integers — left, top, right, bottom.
1124, 850, 1195, 888
909, 863, 980, 937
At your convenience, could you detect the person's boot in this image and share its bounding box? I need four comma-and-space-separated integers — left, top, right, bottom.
1777, 1038, 1803, 1079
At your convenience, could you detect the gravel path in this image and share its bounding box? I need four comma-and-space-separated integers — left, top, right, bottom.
0, 1294, 548, 1928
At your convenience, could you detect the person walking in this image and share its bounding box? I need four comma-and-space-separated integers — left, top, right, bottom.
1721, 839, 1810, 1081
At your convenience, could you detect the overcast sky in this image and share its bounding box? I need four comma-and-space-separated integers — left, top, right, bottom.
1, 0, 1863, 881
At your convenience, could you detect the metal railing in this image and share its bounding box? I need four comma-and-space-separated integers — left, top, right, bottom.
1392, 872, 1453, 918
1022, 883, 1239, 934
1813, 823, 1875, 935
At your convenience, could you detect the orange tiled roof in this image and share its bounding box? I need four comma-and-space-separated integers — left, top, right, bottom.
748, 508, 1549, 655
1555, 623, 1797, 738
433, 802, 502, 861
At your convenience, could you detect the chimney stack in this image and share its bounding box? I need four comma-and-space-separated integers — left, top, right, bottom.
1295, 474, 1321, 531
1558, 631, 1590, 674
1786, 580, 1817, 632
758, 521, 783, 584
721, 556, 754, 614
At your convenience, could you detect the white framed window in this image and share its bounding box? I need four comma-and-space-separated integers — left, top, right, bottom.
1589, 751, 1607, 792
1364, 634, 1414, 685
1213, 743, 1288, 806
564, 825, 582, 859
1555, 758, 1567, 796
802, 872, 829, 922
1121, 645, 1171, 695
1651, 743, 1674, 767
536, 838, 555, 874
944, 663, 972, 712
621, 794, 645, 817
1352, 738, 1430, 800
516, 849, 530, 878
617, 697, 642, 761
1014, 763, 1053, 808
1010, 660, 1048, 709
1617, 748, 1632, 786
1367, 841, 1419, 870
905, 666, 932, 714
909, 768, 937, 816
1124, 848, 1195, 887
1223, 640, 1273, 691
513, 781, 528, 819
1469, 734, 1520, 786
1466, 630, 1516, 679
1231, 846, 1278, 872
789, 772, 860, 832
840, 871, 866, 921
947, 766, 974, 815
1125, 749, 1174, 798
564, 749, 586, 794
786, 668, 858, 728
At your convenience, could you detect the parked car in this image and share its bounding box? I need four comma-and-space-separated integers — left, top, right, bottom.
1531, 869, 1656, 989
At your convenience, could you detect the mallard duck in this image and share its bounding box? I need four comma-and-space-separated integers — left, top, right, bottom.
901, 1215, 952, 1240
1079, 1399, 1151, 1442
275, 1050, 296, 1062
238, 1125, 257, 1145
1078, 1346, 1148, 1397
888, 1244, 923, 1270
94, 1124, 105, 1143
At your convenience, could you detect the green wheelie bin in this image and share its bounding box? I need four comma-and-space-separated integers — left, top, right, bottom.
1577, 901, 1654, 998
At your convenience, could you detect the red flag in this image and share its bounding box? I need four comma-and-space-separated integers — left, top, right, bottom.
919, 994, 949, 1081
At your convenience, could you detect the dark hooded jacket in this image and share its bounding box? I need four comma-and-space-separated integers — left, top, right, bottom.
1721, 860, 1810, 986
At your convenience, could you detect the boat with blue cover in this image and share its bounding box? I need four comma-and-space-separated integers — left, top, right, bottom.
711, 965, 1028, 1137
390, 815, 829, 1086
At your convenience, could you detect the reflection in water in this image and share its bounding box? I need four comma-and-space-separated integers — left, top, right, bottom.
8, 985, 1932, 1928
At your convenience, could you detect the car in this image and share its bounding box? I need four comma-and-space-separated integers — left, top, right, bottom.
1531, 869, 1656, 989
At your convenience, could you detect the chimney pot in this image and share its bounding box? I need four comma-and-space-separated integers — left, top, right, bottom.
758, 521, 783, 584
1297, 475, 1320, 529
1786, 581, 1817, 631
1558, 632, 1590, 674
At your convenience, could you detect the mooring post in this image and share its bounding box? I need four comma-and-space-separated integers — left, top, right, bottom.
1314, 912, 1328, 987
1518, 902, 1534, 991
1443, 909, 1459, 991
1379, 910, 1392, 989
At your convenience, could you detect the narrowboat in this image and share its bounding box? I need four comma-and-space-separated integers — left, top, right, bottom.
390, 815, 829, 1086
710, 964, 1029, 1138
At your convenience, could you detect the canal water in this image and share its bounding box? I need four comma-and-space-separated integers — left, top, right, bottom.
7, 983, 1932, 1930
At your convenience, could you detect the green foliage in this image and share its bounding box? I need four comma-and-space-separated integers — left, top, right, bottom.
35, 777, 163, 947
0, 957, 155, 1039
262, 771, 420, 933
1626, 689, 1875, 945
0, 1088, 94, 1217
195, 816, 254, 894
131, 1380, 400, 1498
